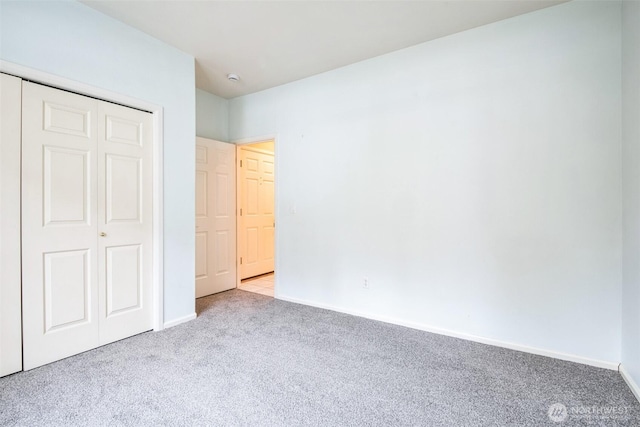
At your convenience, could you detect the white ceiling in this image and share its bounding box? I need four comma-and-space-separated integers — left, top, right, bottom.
83, 0, 565, 99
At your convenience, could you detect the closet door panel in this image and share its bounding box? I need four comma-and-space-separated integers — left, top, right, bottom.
21, 82, 100, 370
97, 100, 153, 345
0, 73, 23, 377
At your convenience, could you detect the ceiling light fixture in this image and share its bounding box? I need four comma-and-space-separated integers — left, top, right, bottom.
227, 73, 240, 82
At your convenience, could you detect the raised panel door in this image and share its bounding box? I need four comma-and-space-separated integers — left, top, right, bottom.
22, 82, 153, 369
239, 147, 275, 279
195, 137, 236, 297
21, 82, 100, 370
97, 100, 153, 345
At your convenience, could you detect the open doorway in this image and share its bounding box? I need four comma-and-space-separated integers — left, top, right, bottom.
236, 140, 275, 297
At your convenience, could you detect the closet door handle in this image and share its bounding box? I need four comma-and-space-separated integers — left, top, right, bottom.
100, 232, 107, 237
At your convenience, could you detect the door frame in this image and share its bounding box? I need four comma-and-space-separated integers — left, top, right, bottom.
0, 60, 165, 331
233, 135, 278, 296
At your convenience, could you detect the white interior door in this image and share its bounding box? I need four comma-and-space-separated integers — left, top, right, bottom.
97, 100, 153, 344
22, 82, 100, 369
0, 73, 23, 377
21, 82, 153, 370
239, 147, 275, 280
195, 137, 236, 297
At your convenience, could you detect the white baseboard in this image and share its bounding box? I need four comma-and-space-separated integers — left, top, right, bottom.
163, 312, 197, 329
276, 294, 619, 371
620, 364, 640, 403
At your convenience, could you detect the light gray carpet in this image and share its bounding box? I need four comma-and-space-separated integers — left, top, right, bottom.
1, 290, 638, 426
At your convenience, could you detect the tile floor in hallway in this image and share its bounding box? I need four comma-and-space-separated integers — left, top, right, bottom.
238, 272, 274, 297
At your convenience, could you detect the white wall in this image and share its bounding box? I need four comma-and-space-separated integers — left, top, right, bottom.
196, 88, 229, 142
622, 0, 640, 394
230, 1, 622, 364
0, 0, 196, 324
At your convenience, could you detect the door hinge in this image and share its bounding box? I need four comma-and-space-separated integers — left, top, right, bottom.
240, 208, 243, 216
240, 257, 243, 265
240, 160, 242, 167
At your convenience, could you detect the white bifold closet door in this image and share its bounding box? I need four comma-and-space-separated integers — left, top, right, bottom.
21, 82, 153, 370
0, 73, 23, 377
